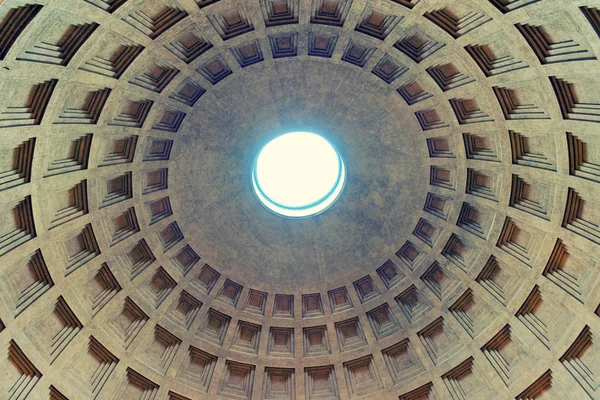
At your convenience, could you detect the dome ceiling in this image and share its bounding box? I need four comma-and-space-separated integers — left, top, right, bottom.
0, 0, 599, 399
173, 59, 427, 291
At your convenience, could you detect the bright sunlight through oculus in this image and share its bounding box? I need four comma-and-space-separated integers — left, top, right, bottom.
252, 132, 346, 218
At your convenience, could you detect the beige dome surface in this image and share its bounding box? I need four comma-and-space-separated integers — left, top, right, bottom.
0, 0, 599, 399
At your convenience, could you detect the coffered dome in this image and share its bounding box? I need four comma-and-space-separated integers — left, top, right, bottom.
0, 0, 599, 399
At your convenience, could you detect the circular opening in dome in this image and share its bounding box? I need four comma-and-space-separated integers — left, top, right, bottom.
252, 132, 346, 218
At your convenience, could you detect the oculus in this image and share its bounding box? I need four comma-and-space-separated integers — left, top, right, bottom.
252, 132, 346, 218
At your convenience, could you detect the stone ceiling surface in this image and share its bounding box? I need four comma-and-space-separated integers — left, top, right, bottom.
173, 59, 428, 292
0, 0, 599, 399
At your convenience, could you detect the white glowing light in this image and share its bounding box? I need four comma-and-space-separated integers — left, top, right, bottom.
252, 132, 346, 218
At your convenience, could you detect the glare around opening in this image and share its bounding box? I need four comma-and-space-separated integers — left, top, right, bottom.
252, 132, 346, 218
